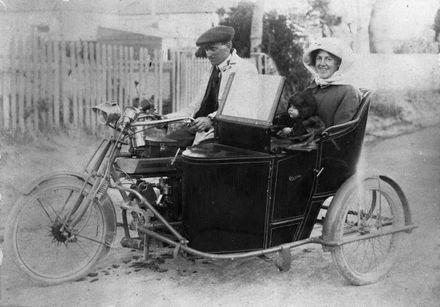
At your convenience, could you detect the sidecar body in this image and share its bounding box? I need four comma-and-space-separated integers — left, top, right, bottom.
179, 73, 370, 252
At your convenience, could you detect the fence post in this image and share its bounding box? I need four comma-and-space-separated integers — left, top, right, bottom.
153, 49, 158, 110
83, 40, 90, 130
117, 45, 123, 107
24, 37, 34, 134
35, 37, 43, 131
122, 46, 128, 107
170, 51, 176, 112
158, 50, 164, 114
106, 45, 112, 101
76, 41, 84, 128
47, 40, 54, 129
95, 43, 104, 134
9, 38, 16, 131
41, 40, 48, 130
128, 47, 134, 106
176, 51, 181, 112
138, 47, 144, 105
0, 43, 10, 130
97, 43, 105, 105
89, 42, 96, 133
53, 40, 60, 128
112, 45, 117, 102
17, 38, 25, 132
0, 53, 3, 129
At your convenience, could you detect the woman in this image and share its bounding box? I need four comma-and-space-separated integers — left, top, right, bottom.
303, 37, 361, 127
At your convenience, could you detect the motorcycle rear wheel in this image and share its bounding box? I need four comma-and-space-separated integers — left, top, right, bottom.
6, 179, 111, 285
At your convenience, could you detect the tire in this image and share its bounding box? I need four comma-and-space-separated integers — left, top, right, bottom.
6, 179, 114, 285
324, 176, 405, 285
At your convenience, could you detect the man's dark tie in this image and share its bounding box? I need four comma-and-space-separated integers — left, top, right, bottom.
194, 66, 221, 118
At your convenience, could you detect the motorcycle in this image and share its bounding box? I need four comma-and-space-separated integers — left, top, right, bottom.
5, 73, 416, 286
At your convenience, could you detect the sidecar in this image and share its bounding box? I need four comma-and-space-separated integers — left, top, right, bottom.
180, 73, 368, 251
131, 73, 415, 285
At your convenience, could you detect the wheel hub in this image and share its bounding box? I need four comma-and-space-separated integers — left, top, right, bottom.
50, 221, 74, 244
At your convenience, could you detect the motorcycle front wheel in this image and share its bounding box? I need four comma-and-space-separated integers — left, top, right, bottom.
6, 179, 112, 285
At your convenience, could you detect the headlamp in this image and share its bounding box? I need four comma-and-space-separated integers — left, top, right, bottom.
92, 102, 121, 126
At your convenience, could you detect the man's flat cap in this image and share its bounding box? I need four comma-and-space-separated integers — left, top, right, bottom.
196, 26, 235, 46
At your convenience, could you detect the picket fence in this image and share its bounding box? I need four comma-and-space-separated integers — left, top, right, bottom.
0, 37, 211, 134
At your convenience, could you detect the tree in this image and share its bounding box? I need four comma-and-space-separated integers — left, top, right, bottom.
218, 2, 254, 57
261, 11, 310, 92
368, 0, 393, 53
306, 0, 341, 37
250, 0, 264, 52
219, 2, 310, 93
433, 8, 440, 43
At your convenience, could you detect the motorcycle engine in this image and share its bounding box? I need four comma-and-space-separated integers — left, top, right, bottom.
128, 177, 181, 222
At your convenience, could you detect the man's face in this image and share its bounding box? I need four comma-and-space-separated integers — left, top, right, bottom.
204, 43, 231, 66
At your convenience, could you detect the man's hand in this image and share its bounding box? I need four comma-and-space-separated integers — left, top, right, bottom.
189, 116, 213, 132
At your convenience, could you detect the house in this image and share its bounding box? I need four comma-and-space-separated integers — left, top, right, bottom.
0, 0, 241, 56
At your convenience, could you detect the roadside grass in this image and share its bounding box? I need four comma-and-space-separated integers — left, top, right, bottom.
366, 89, 440, 141
370, 91, 405, 119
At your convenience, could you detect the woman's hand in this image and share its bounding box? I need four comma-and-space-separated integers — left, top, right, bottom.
277, 127, 293, 137
189, 117, 213, 132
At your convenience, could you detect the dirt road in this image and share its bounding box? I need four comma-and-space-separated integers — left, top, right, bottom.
1, 125, 439, 307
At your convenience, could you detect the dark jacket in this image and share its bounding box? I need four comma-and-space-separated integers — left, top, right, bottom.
307, 82, 361, 127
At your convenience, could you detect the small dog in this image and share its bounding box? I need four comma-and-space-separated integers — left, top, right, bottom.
277, 90, 325, 138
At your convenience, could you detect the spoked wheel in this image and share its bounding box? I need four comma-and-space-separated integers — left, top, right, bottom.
6, 179, 113, 285
324, 176, 406, 285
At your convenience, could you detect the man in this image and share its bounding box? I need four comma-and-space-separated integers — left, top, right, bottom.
165, 25, 258, 146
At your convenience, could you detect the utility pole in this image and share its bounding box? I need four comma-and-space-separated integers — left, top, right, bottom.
250, 0, 264, 53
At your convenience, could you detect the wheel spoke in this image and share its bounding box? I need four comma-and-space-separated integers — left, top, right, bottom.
73, 240, 93, 258
36, 198, 55, 223
74, 233, 107, 247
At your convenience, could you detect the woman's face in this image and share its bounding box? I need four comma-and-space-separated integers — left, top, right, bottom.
314, 50, 340, 79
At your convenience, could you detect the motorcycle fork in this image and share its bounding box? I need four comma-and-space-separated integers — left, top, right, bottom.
60, 138, 119, 232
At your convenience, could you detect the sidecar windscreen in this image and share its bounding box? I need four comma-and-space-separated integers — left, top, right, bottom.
214, 73, 285, 152
217, 73, 285, 127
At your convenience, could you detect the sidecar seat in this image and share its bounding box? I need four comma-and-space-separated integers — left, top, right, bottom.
314, 89, 372, 196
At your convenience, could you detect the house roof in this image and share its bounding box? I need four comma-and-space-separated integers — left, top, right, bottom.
97, 26, 177, 40
97, 26, 158, 40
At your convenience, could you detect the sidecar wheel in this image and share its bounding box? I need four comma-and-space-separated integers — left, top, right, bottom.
325, 176, 405, 285
6, 179, 113, 285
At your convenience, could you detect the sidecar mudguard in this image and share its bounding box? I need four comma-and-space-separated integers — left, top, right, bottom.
322, 173, 413, 243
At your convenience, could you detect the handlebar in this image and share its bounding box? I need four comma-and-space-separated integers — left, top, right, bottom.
131, 116, 193, 127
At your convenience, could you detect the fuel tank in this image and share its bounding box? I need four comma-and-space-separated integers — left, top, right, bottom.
114, 156, 181, 177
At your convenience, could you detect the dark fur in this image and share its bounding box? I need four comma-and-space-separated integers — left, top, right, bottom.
285, 89, 325, 137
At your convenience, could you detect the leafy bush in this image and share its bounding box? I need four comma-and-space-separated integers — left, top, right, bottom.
370, 89, 440, 121
370, 91, 404, 119
393, 39, 438, 54
261, 11, 310, 92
